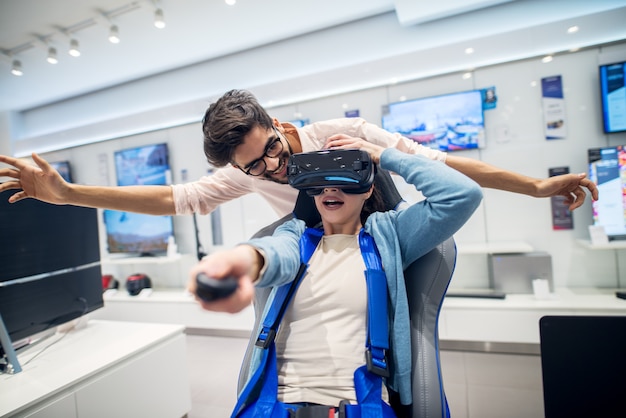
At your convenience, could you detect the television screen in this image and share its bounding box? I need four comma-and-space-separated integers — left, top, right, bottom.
0, 189, 102, 354
587, 145, 626, 241
382, 90, 486, 152
599, 61, 626, 134
103, 209, 173, 255
114, 143, 171, 186
50, 160, 72, 183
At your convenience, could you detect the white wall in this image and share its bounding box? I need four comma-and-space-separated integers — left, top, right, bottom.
38, 41, 626, 289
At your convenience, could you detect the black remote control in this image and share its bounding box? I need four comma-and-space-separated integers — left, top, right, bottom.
195, 273, 238, 302
616, 291, 626, 300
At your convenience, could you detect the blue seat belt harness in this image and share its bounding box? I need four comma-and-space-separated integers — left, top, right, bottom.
231, 227, 396, 418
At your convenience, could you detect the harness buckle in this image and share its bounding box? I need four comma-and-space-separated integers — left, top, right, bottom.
365, 349, 390, 378
293, 405, 336, 418
255, 328, 276, 349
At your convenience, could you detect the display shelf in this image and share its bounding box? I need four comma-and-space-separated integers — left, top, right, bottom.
576, 239, 626, 250
457, 241, 534, 255
102, 253, 186, 265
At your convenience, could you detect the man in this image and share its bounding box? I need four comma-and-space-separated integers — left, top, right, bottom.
0, 89, 597, 217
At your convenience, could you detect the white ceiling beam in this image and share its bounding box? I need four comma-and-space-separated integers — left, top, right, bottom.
394, 0, 516, 25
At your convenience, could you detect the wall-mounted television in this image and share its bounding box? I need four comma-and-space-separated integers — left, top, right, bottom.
114, 143, 171, 186
382, 90, 486, 152
50, 160, 73, 183
599, 61, 626, 134
103, 210, 173, 256
587, 145, 626, 241
0, 189, 102, 361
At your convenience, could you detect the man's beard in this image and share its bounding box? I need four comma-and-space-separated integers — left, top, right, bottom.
261, 150, 290, 184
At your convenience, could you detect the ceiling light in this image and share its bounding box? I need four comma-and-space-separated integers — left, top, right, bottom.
465, 47, 474, 54
541, 55, 553, 63
47, 47, 58, 64
69, 39, 81, 57
462, 72, 472, 79
567, 26, 579, 34
11, 60, 23, 76
108, 25, 120, 44
225, 0, 236, 5
154, 8, 165, 29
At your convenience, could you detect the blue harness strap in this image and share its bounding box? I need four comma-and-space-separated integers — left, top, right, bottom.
232, 227, 396, 418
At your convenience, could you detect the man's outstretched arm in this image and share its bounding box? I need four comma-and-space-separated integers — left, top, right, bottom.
0, 153, 176, 215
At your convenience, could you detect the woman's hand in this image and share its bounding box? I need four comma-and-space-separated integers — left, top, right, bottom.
324, 134, 385, 164
187, 245, 262, 313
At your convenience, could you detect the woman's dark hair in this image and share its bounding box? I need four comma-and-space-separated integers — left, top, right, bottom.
361, 183, 386, 225
202, 89, 274, 167
360, 167, 401, 224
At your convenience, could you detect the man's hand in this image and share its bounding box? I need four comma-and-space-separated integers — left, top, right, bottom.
535, 172, 598, 211
0, 153, 70, 204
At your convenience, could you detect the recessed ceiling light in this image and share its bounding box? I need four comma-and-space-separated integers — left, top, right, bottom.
108, 25, 120, 44
567, 26, 579, 34
11, 60, 23, 76
462, 72, 472, 79
225, 0, 236, 5
47, 47, 58, 64
541, 55, 553, 63
69, 39, 81, 57
465, 47, 474, 54
154, 9, 165, 29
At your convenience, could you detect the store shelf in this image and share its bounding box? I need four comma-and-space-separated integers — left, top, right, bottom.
576, 239, 626, 250
457, 241, 534, 255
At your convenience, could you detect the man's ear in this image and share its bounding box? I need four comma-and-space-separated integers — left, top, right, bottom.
272, 118, 282, 129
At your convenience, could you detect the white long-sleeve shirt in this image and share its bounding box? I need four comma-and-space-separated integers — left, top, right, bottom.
171, 117, 446, 216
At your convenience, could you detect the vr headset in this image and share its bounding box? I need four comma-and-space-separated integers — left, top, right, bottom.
287, 149, 376, 196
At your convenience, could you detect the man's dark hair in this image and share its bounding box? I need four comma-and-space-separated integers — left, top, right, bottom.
202, 89, 274, 167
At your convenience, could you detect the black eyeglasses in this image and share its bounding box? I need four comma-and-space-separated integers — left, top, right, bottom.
238, 129, 284, 176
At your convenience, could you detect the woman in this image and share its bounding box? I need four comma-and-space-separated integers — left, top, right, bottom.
188, 140, 483, 417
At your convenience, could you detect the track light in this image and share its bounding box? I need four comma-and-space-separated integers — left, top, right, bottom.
108, 25, 120, 43
11, 60, 23, 76
47, 47, 58, 64
154, 8, 165, 29
69, 39, 81, 57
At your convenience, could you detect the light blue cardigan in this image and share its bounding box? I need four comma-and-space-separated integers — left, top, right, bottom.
243, 148, 483, 405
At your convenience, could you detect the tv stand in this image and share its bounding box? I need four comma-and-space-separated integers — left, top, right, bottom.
0, 312, 21, 374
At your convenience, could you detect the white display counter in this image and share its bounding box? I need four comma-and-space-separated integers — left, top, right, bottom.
0, 320, 191, 418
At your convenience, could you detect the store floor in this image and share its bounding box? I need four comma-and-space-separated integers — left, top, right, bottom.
185, 334, 249, 418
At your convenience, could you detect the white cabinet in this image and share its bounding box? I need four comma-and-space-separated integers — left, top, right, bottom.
0, 320, 191, 418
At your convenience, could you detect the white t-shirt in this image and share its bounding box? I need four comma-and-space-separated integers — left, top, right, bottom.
275, 234, 367, 406
171, 118, 446, 216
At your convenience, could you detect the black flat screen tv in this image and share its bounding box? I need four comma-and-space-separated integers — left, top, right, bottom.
587, 145, 626, 241
0, 189, 102, 358
114, 143, 171, 186
382, 90, 486, 152
599, 61, 626, 134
